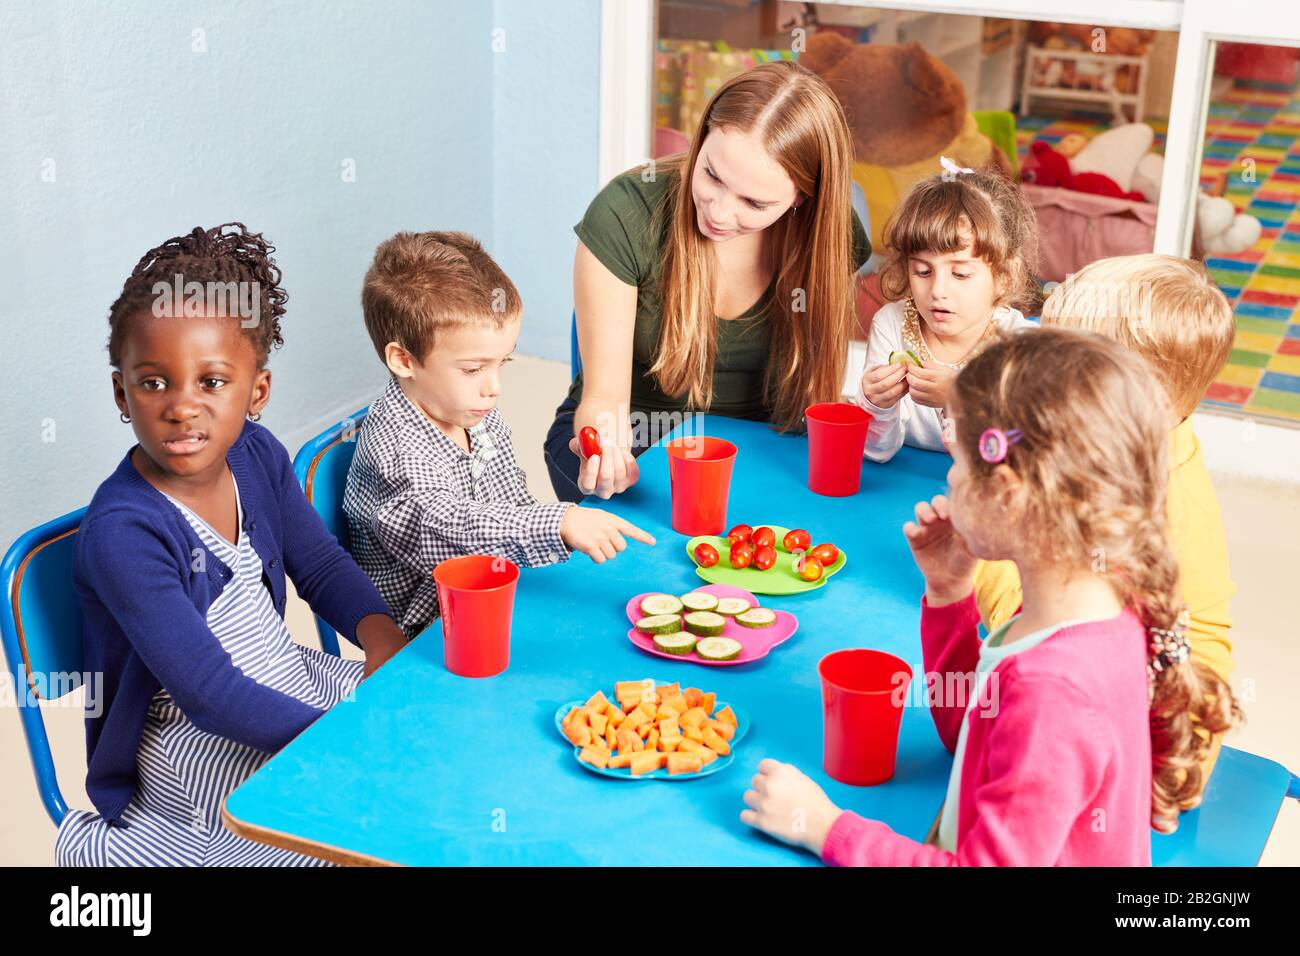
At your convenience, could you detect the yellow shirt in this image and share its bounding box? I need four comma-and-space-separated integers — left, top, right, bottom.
974, 418, 1235, 776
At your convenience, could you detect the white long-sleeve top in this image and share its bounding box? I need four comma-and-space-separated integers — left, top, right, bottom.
853, 300, 1036, 463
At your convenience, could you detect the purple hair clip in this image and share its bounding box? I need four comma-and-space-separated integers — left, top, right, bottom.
978, 428, 1023, 464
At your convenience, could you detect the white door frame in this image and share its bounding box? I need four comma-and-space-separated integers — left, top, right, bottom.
598, 0, 655, 187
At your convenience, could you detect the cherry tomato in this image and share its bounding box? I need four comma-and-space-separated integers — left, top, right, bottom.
752, 526, 776, 550
694, 542, 719, 568
753, 545, 777, 571
729, 541, 755, 570
726, 524, 753, 546
798, 556, 824, 582
810, 543, 839, 567
783, 529, 811, 553
578, 426, 603, 459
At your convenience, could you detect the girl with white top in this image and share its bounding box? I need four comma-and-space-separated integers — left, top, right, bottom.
856, 168, 1040, 462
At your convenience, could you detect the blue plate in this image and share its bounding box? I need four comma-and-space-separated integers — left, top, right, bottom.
554, 680, 751, 782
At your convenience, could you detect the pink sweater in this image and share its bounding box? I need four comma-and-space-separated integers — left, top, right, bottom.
822, 593, 1152, 866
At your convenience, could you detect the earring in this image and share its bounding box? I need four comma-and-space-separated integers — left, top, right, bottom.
119, 413, 131, 423
248, 412, 262, 422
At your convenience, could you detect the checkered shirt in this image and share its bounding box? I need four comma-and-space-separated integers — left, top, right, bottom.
344, 378, 572, 639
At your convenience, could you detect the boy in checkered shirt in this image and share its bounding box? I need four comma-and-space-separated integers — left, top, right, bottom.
345, 231, 655, 639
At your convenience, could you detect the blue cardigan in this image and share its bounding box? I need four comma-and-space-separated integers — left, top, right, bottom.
73, 420, 394, 823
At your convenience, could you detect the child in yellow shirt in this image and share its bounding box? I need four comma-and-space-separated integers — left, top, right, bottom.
975, 254, 1236, 783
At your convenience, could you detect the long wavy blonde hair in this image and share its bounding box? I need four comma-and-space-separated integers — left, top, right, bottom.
952, 328, 1241, 833
648, 61, 857, 432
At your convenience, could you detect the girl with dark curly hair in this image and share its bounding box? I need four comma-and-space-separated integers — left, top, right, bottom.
57, 224, 407, 866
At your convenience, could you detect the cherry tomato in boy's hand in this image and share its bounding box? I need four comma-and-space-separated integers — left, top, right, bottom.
798, 556, 824, 582
729, 541, 755, 570
727, 524, 753, 546
754, 545, 777, 571
578, 426, 603, 459
694, 542, 719, 568
810, 543, 839, 567
752, 526, 776, 550
783, 529, 810, 553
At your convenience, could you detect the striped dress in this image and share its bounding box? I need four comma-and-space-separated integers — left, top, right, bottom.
57, 473, 363, 866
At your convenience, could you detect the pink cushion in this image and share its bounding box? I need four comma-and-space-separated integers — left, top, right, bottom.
1021, 183, 1157, 282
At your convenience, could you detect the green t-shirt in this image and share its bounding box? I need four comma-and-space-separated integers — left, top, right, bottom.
570, 167, 871, 424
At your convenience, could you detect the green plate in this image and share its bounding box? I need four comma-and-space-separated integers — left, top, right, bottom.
685, 524, 847, 595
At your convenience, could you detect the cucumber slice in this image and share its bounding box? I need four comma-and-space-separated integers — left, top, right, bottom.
653, 632, 697, 656
735, 607, 777, 629
888, 349, 922, 367
696, 637, 743, 661
683, 610, 727, 636
635, 614, 683, 635
679, 592, 720, 613
640, 593, 684, 617
714, 597, 753, 617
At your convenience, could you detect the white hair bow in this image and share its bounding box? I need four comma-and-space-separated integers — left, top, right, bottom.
939, 155, 974, 176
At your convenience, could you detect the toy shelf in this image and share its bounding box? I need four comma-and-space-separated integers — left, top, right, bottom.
1020, 45, 1148, 123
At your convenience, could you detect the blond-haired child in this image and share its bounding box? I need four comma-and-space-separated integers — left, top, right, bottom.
975, 254, 1237, 778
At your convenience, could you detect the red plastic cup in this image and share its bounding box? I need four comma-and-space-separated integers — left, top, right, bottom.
806, 402, 871, 497
819, 648, 913, 786
665, 436, 737, 536
433, 555, 519, 678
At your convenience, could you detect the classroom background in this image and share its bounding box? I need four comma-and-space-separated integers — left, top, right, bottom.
2, 0, 1297, 866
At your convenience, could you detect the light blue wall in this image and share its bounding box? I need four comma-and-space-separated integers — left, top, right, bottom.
491, 2, 602, 361
0, 0, 601, 547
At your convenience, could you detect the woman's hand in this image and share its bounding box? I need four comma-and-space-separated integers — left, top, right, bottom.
569, 436, 641, 499
906, 363, 958, 409
860, 363, 909, 409
740, 759, 843, 857
354, 612, 408, 678
903, 495, 977, 606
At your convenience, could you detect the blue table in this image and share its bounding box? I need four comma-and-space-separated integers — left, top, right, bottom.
224, 414, 1290, 865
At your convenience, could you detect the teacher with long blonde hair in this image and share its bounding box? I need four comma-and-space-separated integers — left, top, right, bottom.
544, 60, 870, 502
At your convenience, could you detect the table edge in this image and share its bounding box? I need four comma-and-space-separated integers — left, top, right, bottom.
220, 800, 400, 868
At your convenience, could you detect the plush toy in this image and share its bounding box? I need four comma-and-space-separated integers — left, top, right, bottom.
1021, 140, 1147, 201
1026, 121, 1263, 255
1134, 153, 1263, 254
799, 34, 1013, 252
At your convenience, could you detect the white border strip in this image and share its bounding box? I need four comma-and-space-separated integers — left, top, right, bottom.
599, 0, 654, 188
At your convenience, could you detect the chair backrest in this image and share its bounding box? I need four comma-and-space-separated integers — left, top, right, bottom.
569, 309, 581, 380
292, 408, 370, 657
1, 507, 87, 825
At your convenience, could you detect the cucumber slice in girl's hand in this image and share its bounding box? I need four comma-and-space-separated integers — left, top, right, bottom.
653, 633, 698, 656
635, 614, 683, 635
714, 597, 752, 617
640, 593, 685, 617
679, 592, 720, 613
888, 350, 922, 367
683, 611, 727, 636
696, 637, 743, 661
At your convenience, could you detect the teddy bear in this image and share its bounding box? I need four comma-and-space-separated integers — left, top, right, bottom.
798, 33, 1013, 253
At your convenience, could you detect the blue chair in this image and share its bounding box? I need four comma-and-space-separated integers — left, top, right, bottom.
570, 309, 581, 380
0, 508, 86, 826
291, 407, 370, 657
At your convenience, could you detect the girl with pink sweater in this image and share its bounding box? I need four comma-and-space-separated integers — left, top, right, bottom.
741, 328, 1240, 865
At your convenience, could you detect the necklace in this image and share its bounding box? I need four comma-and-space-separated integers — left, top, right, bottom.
902, 298, 999, 370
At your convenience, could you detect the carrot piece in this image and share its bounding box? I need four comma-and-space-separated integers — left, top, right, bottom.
706, 718, 733, 740
667, 753, 703, 775
701, 726, 730, 756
